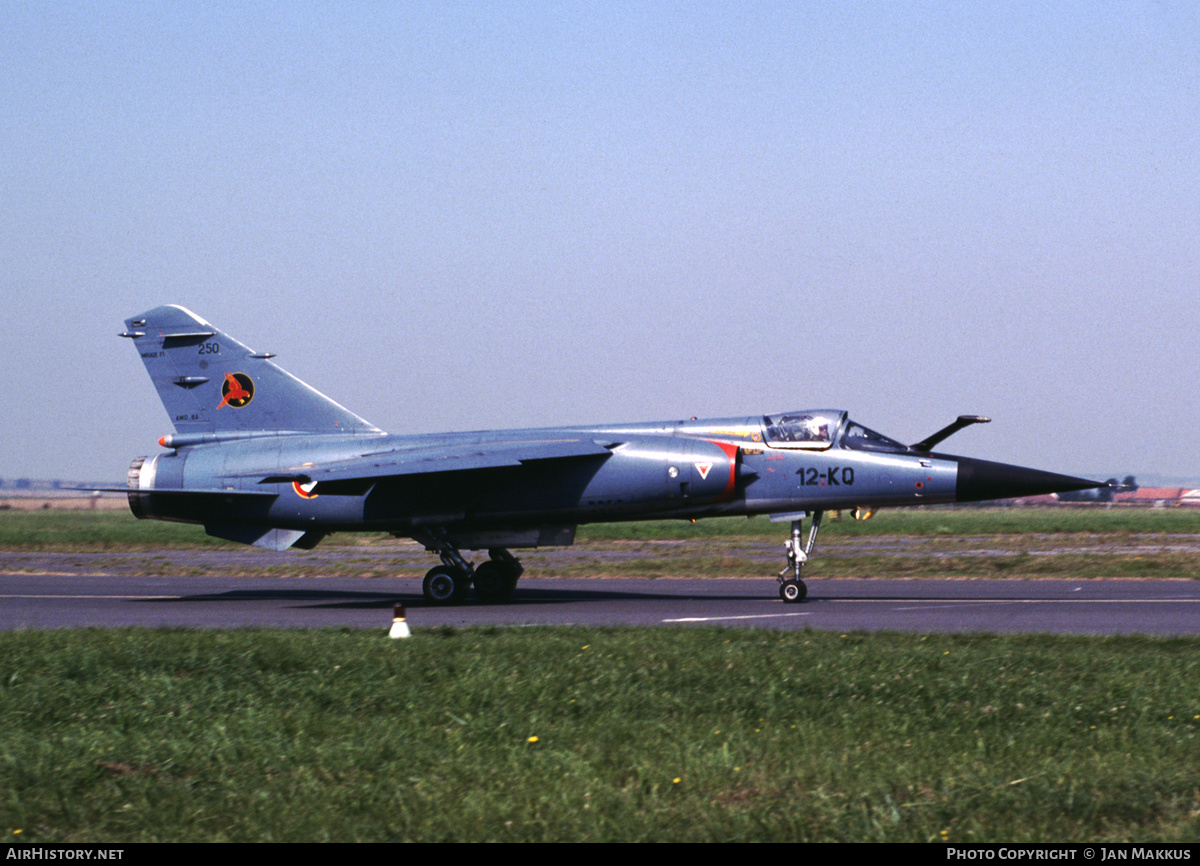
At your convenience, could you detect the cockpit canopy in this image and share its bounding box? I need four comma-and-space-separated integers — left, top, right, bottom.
762, 410, 909, 454
839, 420, 908, 453
762, 411, 845, 449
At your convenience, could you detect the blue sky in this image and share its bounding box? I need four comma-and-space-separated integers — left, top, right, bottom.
3, 1, 1198, 482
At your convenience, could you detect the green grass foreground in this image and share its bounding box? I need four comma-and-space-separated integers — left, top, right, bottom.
4, 627, 1200, 842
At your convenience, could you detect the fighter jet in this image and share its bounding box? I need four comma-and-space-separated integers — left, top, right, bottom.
113, 305, 1101, 604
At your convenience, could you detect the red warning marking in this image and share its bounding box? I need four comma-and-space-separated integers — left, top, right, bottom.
702, 440, 742, 500
695, 462, 713, 480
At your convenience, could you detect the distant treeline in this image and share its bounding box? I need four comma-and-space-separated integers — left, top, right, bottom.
0, 479, 120, 492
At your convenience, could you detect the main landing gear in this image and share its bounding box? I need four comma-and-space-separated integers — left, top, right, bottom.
777, 510, 823, 603
414, 531, 524, 605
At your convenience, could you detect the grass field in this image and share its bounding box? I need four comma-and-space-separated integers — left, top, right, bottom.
3, 503, 1199, 548
3, 626, 1200, 842
2, 506, 1197, 580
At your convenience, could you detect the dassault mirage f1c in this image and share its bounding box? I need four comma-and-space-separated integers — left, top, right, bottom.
114, 305, 1101, 604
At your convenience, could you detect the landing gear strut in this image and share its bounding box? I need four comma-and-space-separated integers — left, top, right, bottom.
777, 510, 823, 603
412, 530, 523, 605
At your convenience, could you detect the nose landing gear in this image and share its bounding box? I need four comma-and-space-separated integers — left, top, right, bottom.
777, 509, 823, 603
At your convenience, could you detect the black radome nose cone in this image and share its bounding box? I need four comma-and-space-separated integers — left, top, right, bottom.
955, 457, 1102, 503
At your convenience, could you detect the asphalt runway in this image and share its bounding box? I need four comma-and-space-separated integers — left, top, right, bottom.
4, 563, 1200, 636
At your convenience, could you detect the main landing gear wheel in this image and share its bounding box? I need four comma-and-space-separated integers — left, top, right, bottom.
472, 558, 511, 599
412, 530, 525, 606
423, 566, 470, 604
779, 579, 807, 603
473, 549, 524, 603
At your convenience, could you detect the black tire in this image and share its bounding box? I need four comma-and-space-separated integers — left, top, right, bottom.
779, 579, 807, 603
473, 561, 517, 603
423, 566, 464, 604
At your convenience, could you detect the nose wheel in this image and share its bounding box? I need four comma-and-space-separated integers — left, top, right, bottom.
779, 579, 807, 603
776, 510, 823, 603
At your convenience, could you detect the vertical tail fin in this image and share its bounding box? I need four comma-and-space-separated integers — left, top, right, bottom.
122, 305, 382, 436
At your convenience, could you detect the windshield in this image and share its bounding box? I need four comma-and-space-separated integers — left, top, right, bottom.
839, 421, 908, 454
762, 411, 845, 450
